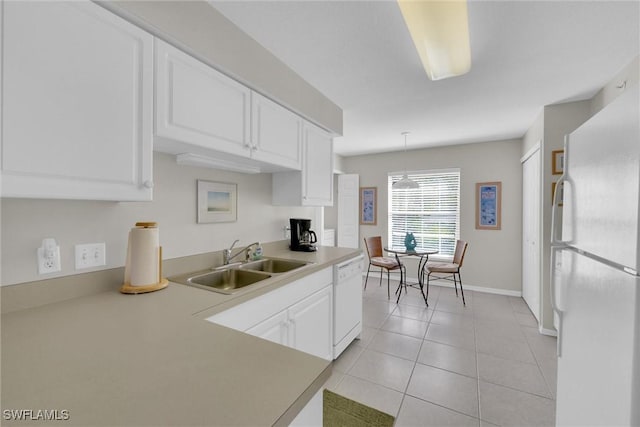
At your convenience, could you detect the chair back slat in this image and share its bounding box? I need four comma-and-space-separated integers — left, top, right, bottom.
453, 240, 469, 267
364, 236, 383, 258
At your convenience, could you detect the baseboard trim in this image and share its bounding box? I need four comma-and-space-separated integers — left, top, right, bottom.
362, 272, 522, 297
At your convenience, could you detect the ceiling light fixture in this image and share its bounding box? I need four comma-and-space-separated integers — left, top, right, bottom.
397, 0, 471, 81
393, 132, 419, 190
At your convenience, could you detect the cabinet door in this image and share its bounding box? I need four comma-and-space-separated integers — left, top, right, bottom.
1, 1, 153, 201
245, 310, 288, 346
251, 92, 302, 170
155, 40, 251, 157
288, 285, 333, 360
302, 123, 334, 206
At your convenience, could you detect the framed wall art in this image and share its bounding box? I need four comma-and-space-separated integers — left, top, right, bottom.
197, 180, 237, 223
476, 182, 502, 230
360, 187, 377, 225
552, 149, 564, 175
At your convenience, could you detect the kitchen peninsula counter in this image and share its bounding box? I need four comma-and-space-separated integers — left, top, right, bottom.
1, 246, 361, 426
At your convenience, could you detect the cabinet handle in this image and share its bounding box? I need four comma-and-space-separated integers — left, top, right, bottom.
143, 180, 154, 189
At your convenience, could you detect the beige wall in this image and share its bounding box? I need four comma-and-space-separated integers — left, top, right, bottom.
1, 153, 314, 285
103, 1, 342, 135
344, 139, 523, 294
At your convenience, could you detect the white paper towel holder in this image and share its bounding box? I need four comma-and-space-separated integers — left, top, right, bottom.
120, 222, 168, 295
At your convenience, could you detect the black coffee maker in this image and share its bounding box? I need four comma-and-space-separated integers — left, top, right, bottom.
290, 218, 317, 252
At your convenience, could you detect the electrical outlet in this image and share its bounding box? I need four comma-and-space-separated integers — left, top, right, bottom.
75, 243, 106, 270
37, 238, 61, 275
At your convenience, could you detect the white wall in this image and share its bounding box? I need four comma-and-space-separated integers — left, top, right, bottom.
344, 139, 523, 294
1, 153, 314, 285
591, 56, 639, 115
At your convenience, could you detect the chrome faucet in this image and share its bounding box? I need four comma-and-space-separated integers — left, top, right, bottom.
223, 240, 261, 265
223, 239, 240, 265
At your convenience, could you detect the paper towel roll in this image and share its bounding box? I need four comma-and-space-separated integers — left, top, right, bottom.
126, 225, 160, 287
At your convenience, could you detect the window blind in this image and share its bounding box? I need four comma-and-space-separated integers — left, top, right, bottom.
388, 169, 460, 257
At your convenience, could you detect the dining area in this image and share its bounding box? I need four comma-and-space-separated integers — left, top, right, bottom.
363, 235, 469, 307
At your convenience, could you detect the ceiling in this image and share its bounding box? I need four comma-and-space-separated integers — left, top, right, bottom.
210, 1, 640, 157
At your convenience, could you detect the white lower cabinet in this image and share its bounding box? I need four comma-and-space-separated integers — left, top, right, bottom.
207, 267, 334, 360
246, 310, 288, 346
1, 0, 153, 201
207, 267, 335, 426
288, 285, 334, 360
246, 285, 333, 360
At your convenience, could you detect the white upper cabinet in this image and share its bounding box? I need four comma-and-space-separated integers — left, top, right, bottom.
272, 122, 334, 206
154, 39, 251, 158
155, 40, 307, 173
1, 1, 153, 201
251, 92, 302, 170
302, 123, 334, 206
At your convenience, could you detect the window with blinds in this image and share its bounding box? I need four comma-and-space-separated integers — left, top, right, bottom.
388, 169, 460, 257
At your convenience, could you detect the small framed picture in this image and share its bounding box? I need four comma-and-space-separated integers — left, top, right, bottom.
360, 187, 377, 225
552, 149, 564, 175
197, 180, 237, 223
476, 182, 502, 230
552, 181, 564, 207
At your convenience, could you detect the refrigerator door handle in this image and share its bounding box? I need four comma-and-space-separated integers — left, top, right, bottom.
551, 175, 567, 245
550, 246, 564, 357
551, 136, 570, 246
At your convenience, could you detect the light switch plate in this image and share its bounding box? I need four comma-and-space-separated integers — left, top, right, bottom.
75, 243, 106, 270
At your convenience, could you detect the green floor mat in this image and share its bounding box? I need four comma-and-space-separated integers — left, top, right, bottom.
323, 389, 395, 427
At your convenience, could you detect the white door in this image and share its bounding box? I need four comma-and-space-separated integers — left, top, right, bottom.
556, 250, 640, 426
563, 85, 639, 271
522, 145, 541, 321
245, 310, 288, 346
288, 286, 333, 360
337, 174, 360, 248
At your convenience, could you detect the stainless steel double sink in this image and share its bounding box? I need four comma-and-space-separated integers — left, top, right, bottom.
168, 258, 311, 295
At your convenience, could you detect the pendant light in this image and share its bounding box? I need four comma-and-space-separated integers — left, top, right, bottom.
393, 132, 419, 190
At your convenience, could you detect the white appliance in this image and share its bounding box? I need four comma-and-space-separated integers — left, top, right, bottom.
333, 255, 364, 358
551, 84, 640, 426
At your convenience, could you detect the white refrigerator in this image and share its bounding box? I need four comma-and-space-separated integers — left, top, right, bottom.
551, 84, 640, 426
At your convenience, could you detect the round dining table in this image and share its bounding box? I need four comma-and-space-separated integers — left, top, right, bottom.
384, 246, 438, 305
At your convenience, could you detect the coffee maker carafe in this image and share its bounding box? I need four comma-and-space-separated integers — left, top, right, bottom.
290, 218, 317, 252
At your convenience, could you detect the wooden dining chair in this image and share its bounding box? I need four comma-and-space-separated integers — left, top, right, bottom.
363, 236, 405, 299
424, 240, 469, 305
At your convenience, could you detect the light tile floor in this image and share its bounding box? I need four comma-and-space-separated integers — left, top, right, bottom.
323, 277, 557, 426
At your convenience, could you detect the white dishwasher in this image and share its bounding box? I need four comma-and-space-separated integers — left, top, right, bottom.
333, 255, 364, 358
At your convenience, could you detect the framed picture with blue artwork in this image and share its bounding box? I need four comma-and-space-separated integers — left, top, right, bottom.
197, 180, 237, 223
476, 182, 502, 230
360, 187, 377, 225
